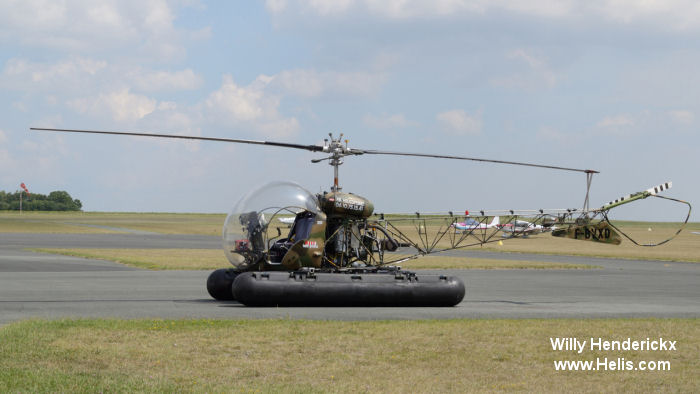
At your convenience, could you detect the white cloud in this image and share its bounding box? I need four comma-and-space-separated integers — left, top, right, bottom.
596, 114, 635, 129
266, 0, 289, 13
0, 0, 193, 58
364, 0, 488, 18
1, 57, 107, 91
206, 75, 269, 121
668, 110, 694, 125
305, 0, 356, 15
330, 70, 385, 97
5, 132, 71, 186
157, 101, 178, 111
437, 109, 482, 135
536, 126, 580, 144
267, 0, 700, 30
68, 89, 157, 122
509, 49, 545, 69
491, 49, 558, 89
272, 69, 385, 98
1, 58, 203, 96
205, 75, 299, 137
267, 0, 488, 18
0, 147, 19, 185
128, 68, 203, 92
257, 117, 301, 137
136, 107, 204, 152
496, 1, 575, 18
363, 113, 418, 129
588, 0, 700, 30
273, 69, 325, 98
593, 113, 642, 137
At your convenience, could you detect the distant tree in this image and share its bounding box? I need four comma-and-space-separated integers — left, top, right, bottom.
0, 189, 83, 211
48, 191, 71, 203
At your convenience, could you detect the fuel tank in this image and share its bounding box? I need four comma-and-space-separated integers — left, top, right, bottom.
318, 191, 374, 218
232, 270, 465, 307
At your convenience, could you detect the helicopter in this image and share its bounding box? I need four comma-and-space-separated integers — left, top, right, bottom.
29, 128, 692, 307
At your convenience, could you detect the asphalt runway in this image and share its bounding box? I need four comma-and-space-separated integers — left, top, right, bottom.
1, 233, 698, 324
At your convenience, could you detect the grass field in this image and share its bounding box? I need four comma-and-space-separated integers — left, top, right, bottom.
3, 212, 698, 392
0, 211, 225, 235
30, 248, 230, 270
477, 230, 700, 263
6, 211, 700, 266
1, 318, 697, 393
30, 248, 596, 270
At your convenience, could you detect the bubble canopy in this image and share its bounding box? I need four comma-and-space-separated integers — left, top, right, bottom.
222, 181, 320, 268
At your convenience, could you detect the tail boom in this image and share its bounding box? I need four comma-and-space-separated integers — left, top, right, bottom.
599, 181, 672, 211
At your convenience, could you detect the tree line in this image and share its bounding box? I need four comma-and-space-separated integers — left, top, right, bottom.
0, 190, 82, 211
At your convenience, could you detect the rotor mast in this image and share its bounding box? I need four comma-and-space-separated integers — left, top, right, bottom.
322, 133, 347, 192
310, 133, 352, 192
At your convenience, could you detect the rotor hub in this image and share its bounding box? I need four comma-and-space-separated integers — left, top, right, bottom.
321, 133, 354, 192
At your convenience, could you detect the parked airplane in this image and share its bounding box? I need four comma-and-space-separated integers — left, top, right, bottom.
500, 219, 555, 238
453, 216, 500, 231
278, 217, 295, 225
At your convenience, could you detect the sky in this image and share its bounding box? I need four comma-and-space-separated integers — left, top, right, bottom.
0, 0, 698, 221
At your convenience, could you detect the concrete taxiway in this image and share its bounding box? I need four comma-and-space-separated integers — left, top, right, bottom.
1, 233, 698, 324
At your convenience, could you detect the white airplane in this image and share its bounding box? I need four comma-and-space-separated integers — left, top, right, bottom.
278, 216, 295, 225
500, 219, 556, 237
452, 216, 500, 231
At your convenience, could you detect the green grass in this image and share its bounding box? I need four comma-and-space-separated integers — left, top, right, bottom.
477, 230, 700, 263
0, 211, 225, 235
30, 248, 230, 270
0, 212, 116, 233
1, 318, 697, 393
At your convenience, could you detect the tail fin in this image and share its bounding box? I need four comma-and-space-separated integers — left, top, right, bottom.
489, 216, 499, 227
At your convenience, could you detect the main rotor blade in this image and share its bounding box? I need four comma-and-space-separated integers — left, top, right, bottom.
30, 127, 597, 173
29, 128, 325, 152
353, 149, 598, 174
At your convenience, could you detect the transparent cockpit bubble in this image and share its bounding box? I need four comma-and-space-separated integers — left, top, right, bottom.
222, 181, 320, 268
